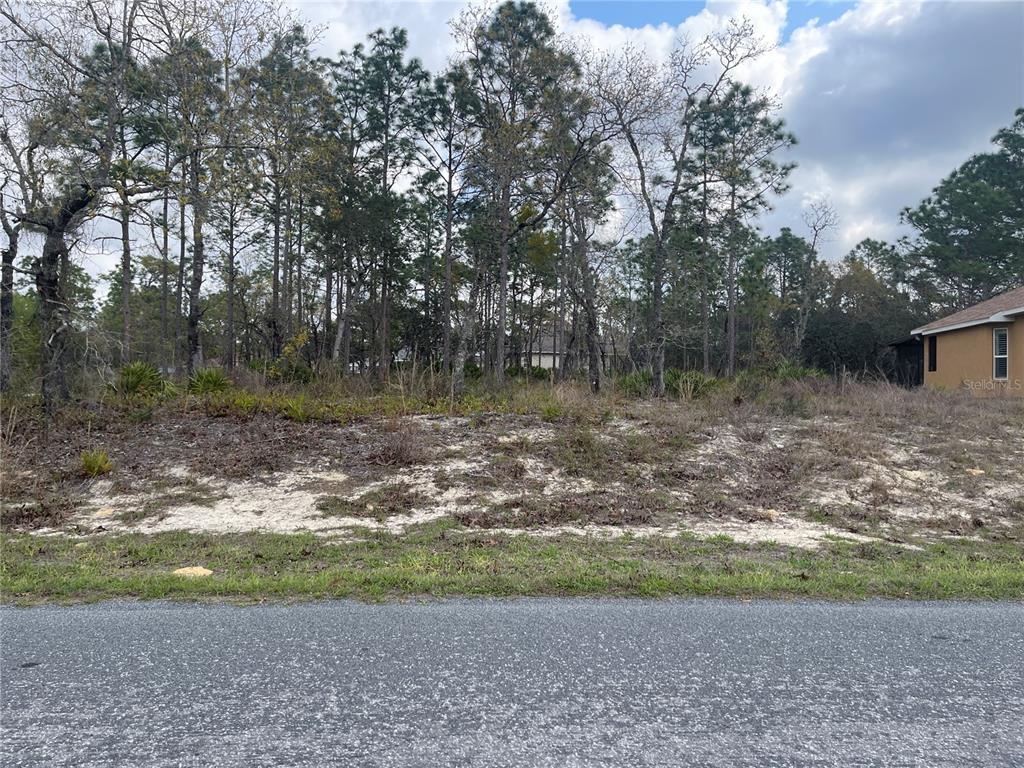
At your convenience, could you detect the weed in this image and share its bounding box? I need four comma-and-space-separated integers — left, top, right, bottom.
80, 450, 113, 477
126, 405, 154, 423
189, 368, 231, 395
616, 369, 653, 397
738, 425, 767, 443
113, 362, 165, 398
541, 403, 563, 423
455, 490, 665, 528
367, 421, 426, 466
866, 478, 892, 508
550, 426, 607, 476
816, 425, 875, 459
667, 370, 722, 400
282, 396, 312, 423
316, 484, 423, 521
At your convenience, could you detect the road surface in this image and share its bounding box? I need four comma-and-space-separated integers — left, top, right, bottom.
2, 599, 1023, 767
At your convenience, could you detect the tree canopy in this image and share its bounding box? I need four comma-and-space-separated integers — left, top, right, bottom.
1, 0, 1020, 407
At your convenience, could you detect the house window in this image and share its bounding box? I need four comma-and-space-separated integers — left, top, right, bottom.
993, 328, 1009, 380
928, 336, 937, 372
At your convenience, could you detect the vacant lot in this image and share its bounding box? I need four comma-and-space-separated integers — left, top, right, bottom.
3, 379, 1023, 601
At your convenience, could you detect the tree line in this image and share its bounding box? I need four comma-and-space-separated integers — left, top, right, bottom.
2, 0, 1022, 412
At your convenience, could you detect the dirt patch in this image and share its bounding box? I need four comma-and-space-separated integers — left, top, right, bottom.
317, 483, 425, 521
6, 389, 1024, 549
454, 490, 671, 528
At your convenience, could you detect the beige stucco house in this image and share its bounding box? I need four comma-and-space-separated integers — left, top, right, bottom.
912, 286, 1024, 396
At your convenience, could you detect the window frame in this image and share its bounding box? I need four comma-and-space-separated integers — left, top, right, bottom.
927, 335, 937, 372
993, 327, 1009, 381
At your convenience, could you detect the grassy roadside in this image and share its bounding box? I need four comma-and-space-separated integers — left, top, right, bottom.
3, 521, 1023, 604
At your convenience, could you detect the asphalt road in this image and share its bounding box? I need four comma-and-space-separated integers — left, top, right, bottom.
2, 599, 1023, 767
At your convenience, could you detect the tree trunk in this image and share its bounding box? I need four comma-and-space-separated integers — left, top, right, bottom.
36, 234, 72, 415
341, 274, 353, 372
160, 148, 170, 368
0, 230, 17, 393
119, 191, 132, 363
700, 164, 712, 376
175, 162, 188, 369
575, 211, 601, 394
725, 234, 738, 377
187, 155, 205, 374
441, 175, 454, 374
331, 259, 345, 360
725, 183, 739, 377
332, 253, 353, 372
283, 186, 293, 339
452, 273, 480, 398
118, 128, 131, 363
320, 267, 333, 365
223, 202, 236, 368
296, 192, 304, 331
495, 184, 512, 383
379, 258, 389, 382
271, 174, 282, 356
651, 239, 666, 396
701, 275, 711, 375
32, 184, 96, 414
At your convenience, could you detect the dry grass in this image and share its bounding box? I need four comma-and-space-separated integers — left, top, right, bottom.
366, 419, 428, 467
454, 490, 670, 528
316, 483, 424, 521
3, 378, 1023, 553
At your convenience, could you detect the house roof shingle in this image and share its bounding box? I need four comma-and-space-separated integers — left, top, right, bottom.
912, 286, 1024, 336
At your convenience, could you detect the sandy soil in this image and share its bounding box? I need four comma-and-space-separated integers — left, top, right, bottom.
9, 402, 1018, 550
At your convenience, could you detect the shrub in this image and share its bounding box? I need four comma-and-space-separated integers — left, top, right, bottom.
367, 422, 425, 466
616, 368, 722, 399
127, 405, 154, 423
188, 368, 231, 395
617, 369, 653, 397
734, 361, 824, 401
281, 396, 311, 423
202, 390, 262, 418
773, 360, 823, 381
506, 365, 550, 382
269, 359, 314, 384
551, 426, 607, 476
80, 450, 112, 477
262, 330, 315, 384
114, 362, 164, 398
541, 403, 563, 423
463, 360, 482, 380
667, 369, 722, 400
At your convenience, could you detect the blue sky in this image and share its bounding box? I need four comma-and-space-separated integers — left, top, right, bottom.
569, 0, 856, 40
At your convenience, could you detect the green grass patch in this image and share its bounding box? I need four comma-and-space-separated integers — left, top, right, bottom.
2, 524, 1022, 604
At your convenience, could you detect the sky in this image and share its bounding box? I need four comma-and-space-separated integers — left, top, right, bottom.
60, 0, 1022, 285
285, 0, 1024, 262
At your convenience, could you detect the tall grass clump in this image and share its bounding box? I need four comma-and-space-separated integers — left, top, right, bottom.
80, 450, 112, 477
616, 369, 654, 397
666, 370, 722, 400
188, 368, 231, 395
113, 362, 165, 398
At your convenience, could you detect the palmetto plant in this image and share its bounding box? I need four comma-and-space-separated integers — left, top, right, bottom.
114, 362, 164, 398
188, 369, 231, 395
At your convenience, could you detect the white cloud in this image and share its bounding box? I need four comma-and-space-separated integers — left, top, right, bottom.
758, 0, 1023, 258
74, 0, 1023, 289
